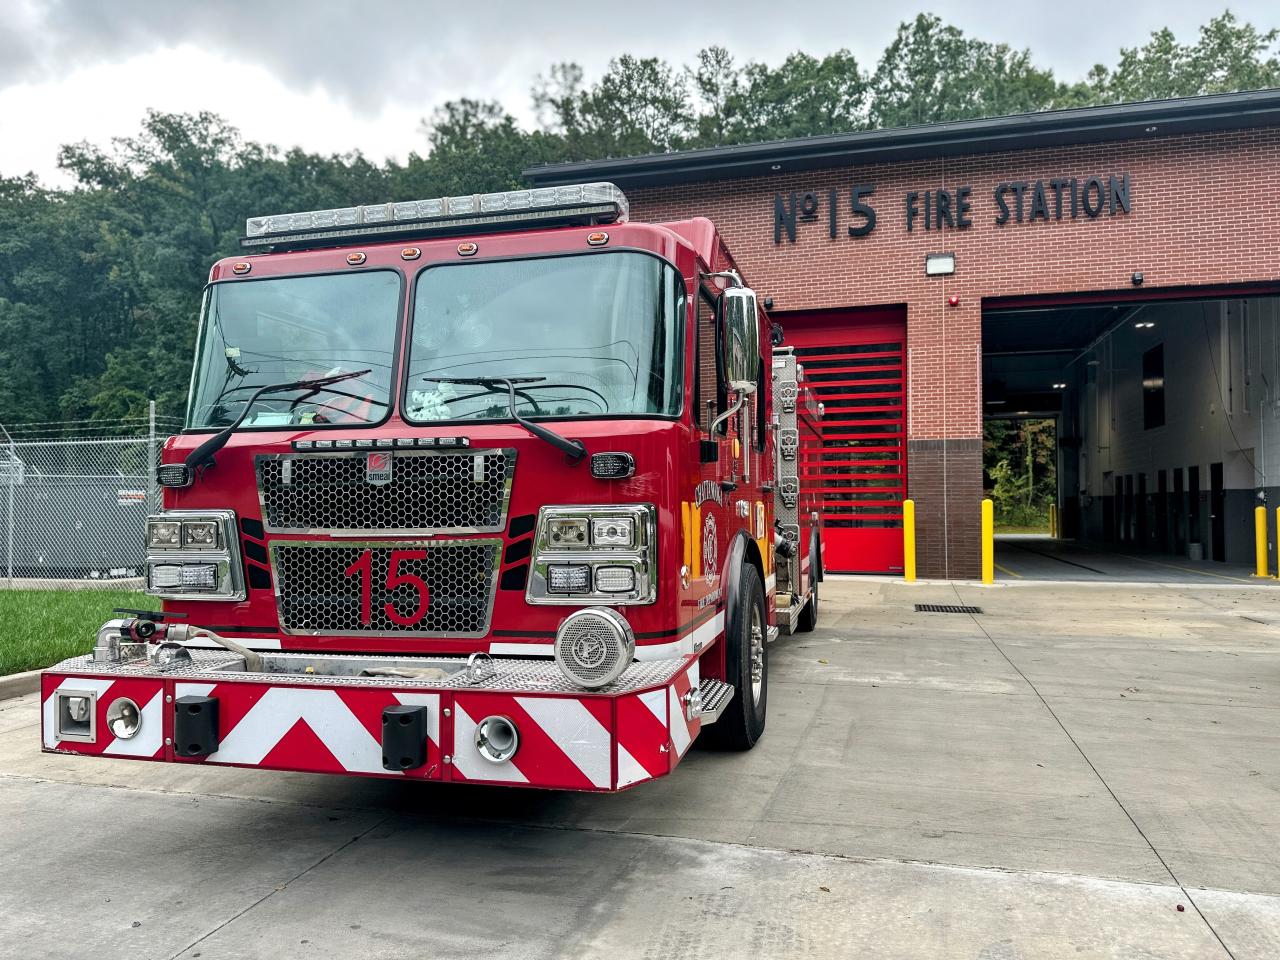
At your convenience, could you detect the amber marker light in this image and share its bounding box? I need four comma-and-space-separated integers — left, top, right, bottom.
457, 242, 478, 256
401, 247, 422, 260
346, 252, 367, 265
231, 262, 251, 275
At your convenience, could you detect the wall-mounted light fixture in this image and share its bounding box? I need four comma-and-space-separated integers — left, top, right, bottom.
926, 253, 956, 276
1131, 271, 1144, 286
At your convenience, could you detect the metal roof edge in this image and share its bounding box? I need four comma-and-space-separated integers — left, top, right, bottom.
523, 89, 1280, 188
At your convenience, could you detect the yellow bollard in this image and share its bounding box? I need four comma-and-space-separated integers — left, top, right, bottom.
981, 498, 994, 584
1048, 503, 1058, 539
1258, 505, 1270, 578
903, 499, 917, 582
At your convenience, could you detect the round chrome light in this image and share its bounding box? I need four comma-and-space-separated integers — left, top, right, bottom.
554, 608, 635, 689
106, 697, 142, 740
474, 715, 519, 764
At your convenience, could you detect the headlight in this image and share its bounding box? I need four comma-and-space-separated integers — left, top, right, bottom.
150, 563, 219, 591
182, 520, 219, 548
547, 564, 592, 594
593, 566, 637, 593
147, 520, 182, 548
590, 517, 634, 548
547, 517, 589, 548
144, 511, 244, 601
527, 505, 656, 605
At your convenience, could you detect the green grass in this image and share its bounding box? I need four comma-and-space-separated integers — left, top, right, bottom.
995, 525, 1051, 535
0, 589, 144, 675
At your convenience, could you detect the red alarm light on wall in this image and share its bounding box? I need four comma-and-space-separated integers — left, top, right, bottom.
947, 295, 960, 307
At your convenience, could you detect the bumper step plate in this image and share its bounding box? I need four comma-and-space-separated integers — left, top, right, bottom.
695, 678, 735, 724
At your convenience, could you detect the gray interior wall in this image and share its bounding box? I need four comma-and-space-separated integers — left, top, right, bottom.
1075, 297, 1280, 564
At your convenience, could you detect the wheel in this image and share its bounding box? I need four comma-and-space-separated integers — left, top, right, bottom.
700, 563, 767, 751
795, 536, 820, 633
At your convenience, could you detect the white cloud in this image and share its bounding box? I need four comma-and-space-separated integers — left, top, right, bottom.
0, 45, 439, 185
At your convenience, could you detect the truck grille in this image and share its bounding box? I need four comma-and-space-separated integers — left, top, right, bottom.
257, 449, 515, 534
270, 540, 501, 636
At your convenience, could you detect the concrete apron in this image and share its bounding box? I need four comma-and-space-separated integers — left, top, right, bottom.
1, 577, 1278, 958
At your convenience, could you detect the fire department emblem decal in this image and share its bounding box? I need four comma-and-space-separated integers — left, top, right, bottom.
365, 451, 393, 486
702, 514, 718, 585
571, 633, 609, 670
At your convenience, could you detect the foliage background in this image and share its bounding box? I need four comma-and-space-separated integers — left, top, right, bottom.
984, 419, 1058, 531
0, 11, 1276, 433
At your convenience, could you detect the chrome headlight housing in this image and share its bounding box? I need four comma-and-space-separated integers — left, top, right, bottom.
527, 504, 656, 605
144, 510, 244, 601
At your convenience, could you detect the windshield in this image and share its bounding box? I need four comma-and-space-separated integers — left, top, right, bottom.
405, 252, 684, 422
187, 271, 401, 429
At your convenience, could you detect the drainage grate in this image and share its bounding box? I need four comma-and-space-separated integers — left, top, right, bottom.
915, 604, 982, 615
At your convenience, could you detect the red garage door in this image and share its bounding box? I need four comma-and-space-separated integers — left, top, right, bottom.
781, 308, 907, 574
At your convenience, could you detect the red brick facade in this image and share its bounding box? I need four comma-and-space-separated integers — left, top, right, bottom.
628, 127, 1280, 578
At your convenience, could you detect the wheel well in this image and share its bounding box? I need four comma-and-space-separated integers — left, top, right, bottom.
742, 535, 765, 591
707, 532, 766, 684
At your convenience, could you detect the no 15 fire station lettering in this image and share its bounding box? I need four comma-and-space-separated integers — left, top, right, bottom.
773, 174, 1132, 243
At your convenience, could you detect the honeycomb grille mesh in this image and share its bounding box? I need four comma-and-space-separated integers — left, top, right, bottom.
257, 450, 514, 533
272, 540, 500, 636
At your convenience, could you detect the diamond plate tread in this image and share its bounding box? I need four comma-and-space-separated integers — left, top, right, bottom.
695, 677, 735, 723
45, 650, 688, 695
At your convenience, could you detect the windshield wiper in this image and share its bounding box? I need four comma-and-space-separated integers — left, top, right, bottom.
186, 368, 372, 473
422, 376, 586, 464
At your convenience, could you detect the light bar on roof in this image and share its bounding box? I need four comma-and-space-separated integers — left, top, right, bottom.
241, 182, 629, 250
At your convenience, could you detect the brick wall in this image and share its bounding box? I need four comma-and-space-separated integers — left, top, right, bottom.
627, 126, 1280, 577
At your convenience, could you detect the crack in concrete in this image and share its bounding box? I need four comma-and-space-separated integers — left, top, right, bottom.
952, 582, 1240, 960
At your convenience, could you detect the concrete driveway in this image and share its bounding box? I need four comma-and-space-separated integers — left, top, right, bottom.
1, 577, 1278, 959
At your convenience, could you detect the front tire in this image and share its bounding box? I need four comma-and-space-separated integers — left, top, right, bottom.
700, 563, 767, 751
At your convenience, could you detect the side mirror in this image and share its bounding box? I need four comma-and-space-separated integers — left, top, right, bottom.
721, 286, 761, 394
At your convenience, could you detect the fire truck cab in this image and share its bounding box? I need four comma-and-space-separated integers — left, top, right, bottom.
41, 183, 822, 792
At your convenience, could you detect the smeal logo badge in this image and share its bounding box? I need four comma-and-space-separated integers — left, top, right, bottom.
365, 451, 393, 486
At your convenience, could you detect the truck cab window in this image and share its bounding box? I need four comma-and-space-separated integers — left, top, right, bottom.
406, 252, 683, 422
187, 271, 400, 429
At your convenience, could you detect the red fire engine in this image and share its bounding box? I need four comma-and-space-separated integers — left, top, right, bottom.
40, 183, 822, 791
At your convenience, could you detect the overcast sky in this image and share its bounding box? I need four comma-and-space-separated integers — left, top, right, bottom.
1, 1, 1276, 185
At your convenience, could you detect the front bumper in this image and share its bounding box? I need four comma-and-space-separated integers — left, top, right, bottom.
40, 650, 704, 792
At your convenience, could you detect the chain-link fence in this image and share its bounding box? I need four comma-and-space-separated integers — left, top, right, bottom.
1, 405, 184, 583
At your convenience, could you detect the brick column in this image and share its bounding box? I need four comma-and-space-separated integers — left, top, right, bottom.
906, 297, 982, 579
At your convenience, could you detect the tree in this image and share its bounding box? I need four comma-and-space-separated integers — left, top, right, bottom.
1093, 11, 1280, 102
687, 46, 743, 148
534, 55, 693, 159
984, 418, 1057, 529
869, 14, 1062, 128
399, 99, 563, 198
726, 51, 867, 143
